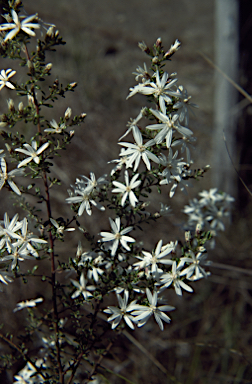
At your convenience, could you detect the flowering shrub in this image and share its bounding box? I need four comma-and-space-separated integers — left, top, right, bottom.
0, 2, 234, 383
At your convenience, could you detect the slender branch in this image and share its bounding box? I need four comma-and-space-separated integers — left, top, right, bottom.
23, 43, 64, 384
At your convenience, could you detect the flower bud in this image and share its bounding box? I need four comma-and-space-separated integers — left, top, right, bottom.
64, 107, 72, 120
69, 82, 77, 89
69, 130, 74, 138
185, 231, 191, 242
46, 26, 54, 37
44, 63, 52, 73
7, 99, 15, 112
80, 113, 87, 119
152, 56, 159, 64
55, 30, 59, 37
18, 102, 24, 113
155, 37, 162, 47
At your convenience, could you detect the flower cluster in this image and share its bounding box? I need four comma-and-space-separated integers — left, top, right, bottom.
0, 213, 47, 272
183, 188, 235, 237
0, 6, 234, 383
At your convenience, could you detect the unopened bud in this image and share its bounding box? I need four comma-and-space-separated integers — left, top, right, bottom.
195, 223, 202, 235
155, 37, 162, 47
152, 56, 159, 64
46, 26, 54, 37
5, 143, 12, 153
69, 82, 77, 89
80, 113, 86, 119
28, 94, 35, 106
18, 102, 23, 112
69, 130, 74, 138
27, 60, 34, 74
44, 63, 52, 73
14, 0, 22, 6
7, 99, 15, 112
185, 231, 191, 242
64, 107, 72, 120
0, 121, 7, 128
55, 30, 59, 37
154, 212, 161, 218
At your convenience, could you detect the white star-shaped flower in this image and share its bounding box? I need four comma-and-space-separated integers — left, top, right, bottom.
131, 288, 175, 331
119, 128, 159, 171
104, 290, 138, 330
0, 9, 40, 41
71, 273, 95, 300
99, 217, 135, 256
15, 140, 49, 168
0, 69, 16, 90
0, 157, 24, 195
112, 170, 141, 207
13, 297, 43, 312
127, 71, 178, 113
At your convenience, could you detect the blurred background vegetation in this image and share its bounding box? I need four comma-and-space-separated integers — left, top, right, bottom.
0, 0, 252, 383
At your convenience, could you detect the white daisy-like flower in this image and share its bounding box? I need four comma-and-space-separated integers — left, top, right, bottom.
146, 109, 193, 148
0, 9, 40, 41
133, 239, 173, 277
119, 110, 143, 141
50, 218, 75, 236
71, 273, 95, 300
13, 297, 43, 312
15, 140, 49, 168
119, 128, 159, 171
104, 290, 138, 330
99, 217, 135, 256
44, 119, 66, 134
159, 261, 193, 296
0, 69, 16, 91
131, 288, 175, 331
65, 185, 105, 216
112, 170, 141, 207
127, 71, 178, 113
0, 157, 24, 195
158, 148, 186, 185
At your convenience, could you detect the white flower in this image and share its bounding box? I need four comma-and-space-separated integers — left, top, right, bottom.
147, 109, 193, 148
44, 119, 66, 134
0, 157, 24, 195
71, 273, 95, 300
119, 111, 143, 141
79, 172, 108, 193
108, 148, 129, 175
66, 185, 105, 216
180, 250, 209, 281
132, 63, 150, 83
2, 243, 33, 270
173, 85, 198, 126
112, 170, 141, 207
50, 218, 75, 236
9, 217, 47, 257
0, 10, 40, 41
15, 141, 49, 168
132, 288, 175, 330
119, 128, 159, 171
0, 68, 16, 90
133, 240, 173, 277
158, 148, 186, 185
13, 297, 43, 312
104, 290, 138, 330
0, 213, 22, 250
164, 39, 181, 57
99, 217, 135, 256
127, 71, 178, 113
13, 360, 45, 383
160, 261, 193, 296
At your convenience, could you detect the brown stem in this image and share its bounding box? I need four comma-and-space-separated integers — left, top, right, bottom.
0, 333, 46, 379
24, 43, 64, 383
